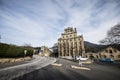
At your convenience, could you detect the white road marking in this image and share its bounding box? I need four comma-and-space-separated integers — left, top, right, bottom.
52, 63, 62, 66
71, 65, 91, 70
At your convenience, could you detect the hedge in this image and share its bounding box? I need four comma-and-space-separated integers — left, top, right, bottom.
0, 43, 33, 58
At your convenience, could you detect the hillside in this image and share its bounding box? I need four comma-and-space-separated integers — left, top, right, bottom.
84, 41, 120, 53
84, 41, 105, 53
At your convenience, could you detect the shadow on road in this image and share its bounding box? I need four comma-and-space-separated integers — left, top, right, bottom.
13, 65, 90, 80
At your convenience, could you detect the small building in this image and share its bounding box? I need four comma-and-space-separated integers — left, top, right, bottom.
83, 46, 120, 60
39, 46, 52, 57
100, 46, 120, 60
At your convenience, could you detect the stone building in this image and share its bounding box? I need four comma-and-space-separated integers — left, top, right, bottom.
83, 53, 100, 60
58, 27, 85, 59
52, 43, 58, 57
39, 46, 52, 57
100, 46, 120, 60
83, 46, 120, 60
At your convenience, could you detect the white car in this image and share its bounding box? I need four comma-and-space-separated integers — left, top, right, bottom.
77, 56, 88, 61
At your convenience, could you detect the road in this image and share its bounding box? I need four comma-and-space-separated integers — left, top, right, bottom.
13, 58, 120, 80
0, 55, 56, 80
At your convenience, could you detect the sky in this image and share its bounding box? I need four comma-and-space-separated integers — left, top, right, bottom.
0, 0, 120, 47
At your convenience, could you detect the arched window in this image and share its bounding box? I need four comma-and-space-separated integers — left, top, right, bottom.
105, 50, 108, 53
109, 50, 112, 54
118, 55, 120, 58
96, 55, 99, 58
114, 49, 117, 53
110, 55, 114, 59
89, 54, 94, 59
103, 55, 106, 58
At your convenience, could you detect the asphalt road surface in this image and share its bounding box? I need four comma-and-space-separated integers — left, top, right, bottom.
13, 58, 120, 80
0, 55, 56, 80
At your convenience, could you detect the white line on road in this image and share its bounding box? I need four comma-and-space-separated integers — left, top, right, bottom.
71, 65, 91, 70
51, 63, 62, 66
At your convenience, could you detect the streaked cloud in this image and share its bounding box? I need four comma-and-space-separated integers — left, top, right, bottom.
0, 0, 120, 47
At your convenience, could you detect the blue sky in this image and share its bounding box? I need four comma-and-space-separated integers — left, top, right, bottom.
0, 0, 120, 47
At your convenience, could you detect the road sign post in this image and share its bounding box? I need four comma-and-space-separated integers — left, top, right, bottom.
24, 50, 27, 58
77, 56, 82, 67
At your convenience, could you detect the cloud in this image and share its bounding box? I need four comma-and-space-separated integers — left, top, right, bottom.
0, 0, 120, 47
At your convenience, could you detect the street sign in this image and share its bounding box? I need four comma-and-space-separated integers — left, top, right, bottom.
24, 50, 27, 55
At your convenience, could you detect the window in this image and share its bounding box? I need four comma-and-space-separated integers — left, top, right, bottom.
110, 55, 114, 59
118, 55, 120, 58
109, 50, 112, 54
105, 50, 108, 53
96, 55, 99, 58
114, 49, 117, 53
89, 54, 94, 59
103, 55, 106, 58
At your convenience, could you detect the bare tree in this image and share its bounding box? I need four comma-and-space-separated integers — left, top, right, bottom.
100, 24, 120, 45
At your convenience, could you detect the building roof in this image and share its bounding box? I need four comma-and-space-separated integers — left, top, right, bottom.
105, 44, 120, 51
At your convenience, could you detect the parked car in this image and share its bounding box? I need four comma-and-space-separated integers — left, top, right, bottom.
99, 58, 114, 63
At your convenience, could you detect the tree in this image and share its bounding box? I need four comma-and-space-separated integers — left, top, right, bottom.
100, 24, 120, 45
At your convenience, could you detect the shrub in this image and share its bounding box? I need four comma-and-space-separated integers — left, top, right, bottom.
0, 43, 33, 58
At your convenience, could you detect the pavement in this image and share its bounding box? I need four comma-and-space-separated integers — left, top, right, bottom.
13, 58, 120, 80
0, 55, 56, 80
